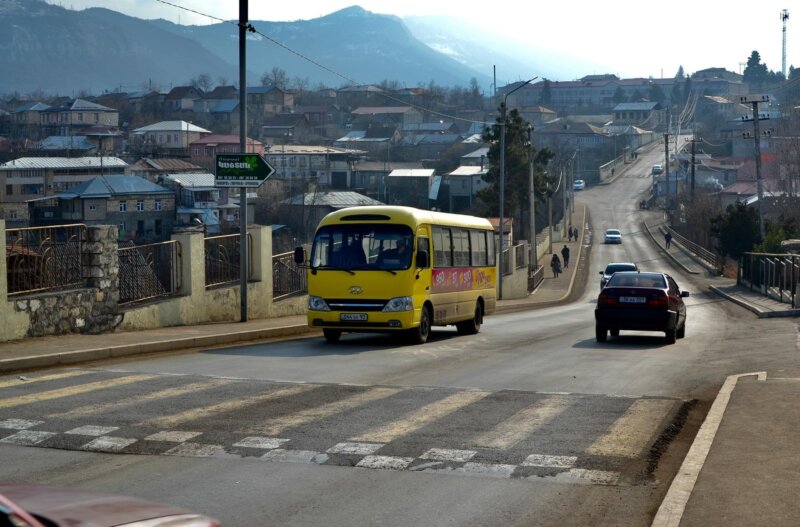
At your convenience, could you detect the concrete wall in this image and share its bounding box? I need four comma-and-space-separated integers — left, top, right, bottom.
1, 222, 306, 342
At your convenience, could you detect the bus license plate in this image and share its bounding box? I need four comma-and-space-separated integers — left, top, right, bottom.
340, 313, 367, 321
620, 296, 646, 303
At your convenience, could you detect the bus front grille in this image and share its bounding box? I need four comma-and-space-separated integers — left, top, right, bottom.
326, 299, 387, 312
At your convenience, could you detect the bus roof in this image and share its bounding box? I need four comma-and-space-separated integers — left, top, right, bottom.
316, 206, 493, 231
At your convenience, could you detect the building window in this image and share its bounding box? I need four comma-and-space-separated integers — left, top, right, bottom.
94, 113, 99, 123
89, 204, 97, 211
119, 201, 127, 212
5, 185, 11, 196
136, 200, 144, 211
77, 113, 83, 122
155, 199, 162, 211
118, 222, 126, 237
9, 210, 17, 220
155, 219, 162, 235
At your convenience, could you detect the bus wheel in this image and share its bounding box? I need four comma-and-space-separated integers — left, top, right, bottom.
456, 302, 482, 335
323, 329, 342, 343
408, 306, 432, 344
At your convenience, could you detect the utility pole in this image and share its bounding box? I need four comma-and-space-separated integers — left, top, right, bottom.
527, 125, 537, 273
685, 137, 701, 201
238, 0, 249, 322
741, 94, 770, 240
664, 133, 670, 213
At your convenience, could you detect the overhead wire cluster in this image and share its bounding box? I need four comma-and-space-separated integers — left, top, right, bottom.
153, 0, 495, 129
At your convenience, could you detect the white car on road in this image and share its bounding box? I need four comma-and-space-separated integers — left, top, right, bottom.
604, 229, 622, 244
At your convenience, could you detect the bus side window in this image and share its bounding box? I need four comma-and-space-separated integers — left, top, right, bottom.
417, 237, 430, 268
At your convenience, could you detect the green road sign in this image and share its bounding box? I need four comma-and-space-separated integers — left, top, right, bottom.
215, 154, 275, 188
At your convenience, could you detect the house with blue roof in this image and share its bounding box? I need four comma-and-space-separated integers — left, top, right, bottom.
27, 175, 176, 242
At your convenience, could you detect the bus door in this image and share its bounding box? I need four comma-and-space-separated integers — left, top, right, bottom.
413, 227, 432, 323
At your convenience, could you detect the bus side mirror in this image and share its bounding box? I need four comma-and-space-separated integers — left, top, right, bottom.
293, 246, 305, 265
416, 250, 429, 269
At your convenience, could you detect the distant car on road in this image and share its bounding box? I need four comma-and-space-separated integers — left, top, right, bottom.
0, 481, 221, 527
604, 229, 622, 244
652, 164, 663, 175
595, 271, 689, 344
573, 179, 586, 190
599, 262, 639, 289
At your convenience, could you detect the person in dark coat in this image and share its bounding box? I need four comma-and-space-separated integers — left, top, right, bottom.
550, 254, 562, 278
664, 231, 672, 249
561, 244, 570, 268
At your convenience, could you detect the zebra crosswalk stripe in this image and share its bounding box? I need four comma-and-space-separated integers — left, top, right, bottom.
144, 384, 318, 429
473, 394, 575, 449
352, 390, 490, 444
52, 379, 238, 419
0, 374, 157, 409
587, 399, 676, 458
0, 370, 92, 390
248, 386, 403, 436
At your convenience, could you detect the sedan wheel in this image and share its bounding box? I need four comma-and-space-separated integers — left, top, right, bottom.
677, 322, 686, 339
595, 324, 607, 343
665, 326, 677, 344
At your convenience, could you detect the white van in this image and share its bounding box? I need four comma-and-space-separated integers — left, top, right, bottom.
652, 164, 663, 175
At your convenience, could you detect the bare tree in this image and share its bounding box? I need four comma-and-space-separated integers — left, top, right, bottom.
190, 73, 214, 92
261, 67, 288, 89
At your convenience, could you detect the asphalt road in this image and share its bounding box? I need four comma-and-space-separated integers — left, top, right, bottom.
1, 147, 799, 526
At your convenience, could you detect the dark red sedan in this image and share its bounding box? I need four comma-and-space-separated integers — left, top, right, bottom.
0, 482, 221, 527
595, 271, 689, 344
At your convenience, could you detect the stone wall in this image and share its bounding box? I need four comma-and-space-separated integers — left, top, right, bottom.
1, 222, 307, 342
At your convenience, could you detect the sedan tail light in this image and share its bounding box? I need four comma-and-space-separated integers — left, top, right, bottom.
598, 292, 617, 306
647, 291, 669, 308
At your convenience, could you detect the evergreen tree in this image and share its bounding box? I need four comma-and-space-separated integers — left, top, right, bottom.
743, 51, 769, 89
675, 66, 686, 79
710, 202, 761, 259
613, 86, 626, 104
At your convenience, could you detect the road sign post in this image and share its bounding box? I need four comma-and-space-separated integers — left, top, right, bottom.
215, 153, 275, 322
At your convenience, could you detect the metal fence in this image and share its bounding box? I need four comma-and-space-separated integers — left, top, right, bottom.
514, 243, 527, 269
6, 224, 86, 296
205, 233, 253, 288
501, 248, 512, 276
665, 226, 720, 270
118, 240, 181, 305
739, 252, 799, 308
529, 264, 544, 292
272, 251, 307, 300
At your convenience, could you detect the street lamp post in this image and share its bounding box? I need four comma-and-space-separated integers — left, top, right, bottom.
526, 125, 537, 274
498, 76, 537, 300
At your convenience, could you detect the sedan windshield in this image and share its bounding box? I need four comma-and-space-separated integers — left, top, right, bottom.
311, 224, 414, 271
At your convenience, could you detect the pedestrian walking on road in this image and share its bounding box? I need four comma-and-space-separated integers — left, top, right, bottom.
568, 226, 573, 242
664, 231, 672, 249
561, 244, 570, 268
550, 254, 562, 278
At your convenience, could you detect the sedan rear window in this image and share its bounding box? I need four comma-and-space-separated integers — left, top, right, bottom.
608, 273, 666, 288
606, 264, 637, 274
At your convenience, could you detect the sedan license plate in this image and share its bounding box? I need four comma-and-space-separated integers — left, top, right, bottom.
620, 296, 646, 304
340, 313, 368, 321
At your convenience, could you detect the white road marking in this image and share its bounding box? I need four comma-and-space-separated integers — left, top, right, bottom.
0, 370, 91, 389
522, 454, 577, 468
554, 468, 620, 485
80, 436, 137, 452
652, 372, 766, 527
144, 431, 203, 442
0, 419, 43, 430
326, 442, 384, 455
262, 449, 321, 463
145, 384, 318, 428
357, 455, 414, 470
454, 462, 516, 478
249, 386, 402, 436
65, 425, 119, 436
353, 390, 490, 443
164, 442, 225, 457
0, 374, 157, 409
474, 394, 575, 449
420, 448, 477, 462
54, 379, 237, 419
588, 399, 676, 458
232, 437, 290, 449
0, 430, 56, 445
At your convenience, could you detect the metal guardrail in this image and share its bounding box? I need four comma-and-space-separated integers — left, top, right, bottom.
272, 251, 307, 300
6, 224, 86, 296
514, 243, 526, 269
528, 264, 544, 292
501, 248, 512, 276
739, 252, 799, 308
118, 240, 181, 305
204, 233, 253, 288
665, 226, 720, 269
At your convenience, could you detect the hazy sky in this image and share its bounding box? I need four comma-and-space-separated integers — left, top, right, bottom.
48, 0, 798, 80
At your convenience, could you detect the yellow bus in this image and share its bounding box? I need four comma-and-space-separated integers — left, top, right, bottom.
294, 206, 497, 344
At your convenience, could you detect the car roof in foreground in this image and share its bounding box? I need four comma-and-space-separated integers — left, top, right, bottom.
0, 482, 214, 527
605, 262, 637, 271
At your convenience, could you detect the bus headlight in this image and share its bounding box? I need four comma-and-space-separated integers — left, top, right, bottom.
308, 295, 331, 311
383, 296, 414, 312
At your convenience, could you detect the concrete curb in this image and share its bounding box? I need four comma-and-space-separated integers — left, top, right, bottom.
0, 324, 315, 373
708, 285, 800, 318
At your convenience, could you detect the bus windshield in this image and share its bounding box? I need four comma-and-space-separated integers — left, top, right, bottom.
311, 224, 415, 271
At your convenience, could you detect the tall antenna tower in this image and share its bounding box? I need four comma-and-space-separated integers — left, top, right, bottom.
781, 9, 789, 78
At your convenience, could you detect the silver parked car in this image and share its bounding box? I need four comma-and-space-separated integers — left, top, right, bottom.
599, 262, 639, 289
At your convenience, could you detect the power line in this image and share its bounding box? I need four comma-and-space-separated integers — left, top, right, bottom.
153, 0, 494, 128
